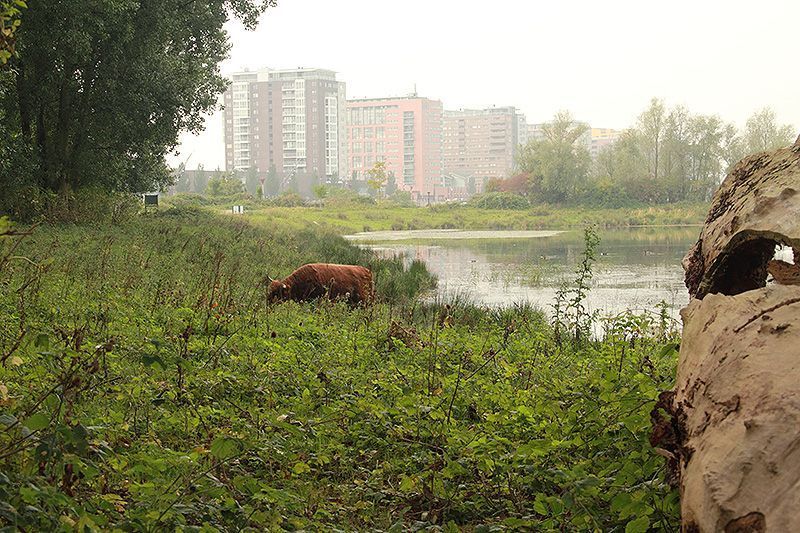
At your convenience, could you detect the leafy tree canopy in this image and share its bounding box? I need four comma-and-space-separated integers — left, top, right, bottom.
366, 161, 388, 196
516, 111, 591, 203
206, 173, 245, 197
0, 0, 24, 64
2, 0, 275, 198
744, 107, 796, 154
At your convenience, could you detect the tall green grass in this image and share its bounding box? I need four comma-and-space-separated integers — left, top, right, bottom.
0, 211, 679, 531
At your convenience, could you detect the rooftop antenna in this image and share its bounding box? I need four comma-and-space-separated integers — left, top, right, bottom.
412, 83, 417, 97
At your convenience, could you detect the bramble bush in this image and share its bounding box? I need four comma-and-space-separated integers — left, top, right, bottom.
0, 211, 679, 530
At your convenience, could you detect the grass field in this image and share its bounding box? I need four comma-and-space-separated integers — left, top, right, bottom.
165, 195, 708, 235
0, 210, 680, 530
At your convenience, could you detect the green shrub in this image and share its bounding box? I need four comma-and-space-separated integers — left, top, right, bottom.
1, 186, 139, 224
268, 191, 306, 207
383, 190, 415, 207
470, 191, 531, 210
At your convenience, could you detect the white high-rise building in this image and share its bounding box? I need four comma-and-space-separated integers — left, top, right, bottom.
223, 68, 347, 193
228, 71, 259, 171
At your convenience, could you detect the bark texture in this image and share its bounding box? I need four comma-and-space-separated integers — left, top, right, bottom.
653, 136, 800, 532
673, 286, 800, 531
683, 139, 800, 299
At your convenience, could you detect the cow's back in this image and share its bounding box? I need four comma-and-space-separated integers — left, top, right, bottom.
286, 263, 373, 304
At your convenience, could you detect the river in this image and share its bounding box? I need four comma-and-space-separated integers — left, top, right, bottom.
346, 227, 701, 318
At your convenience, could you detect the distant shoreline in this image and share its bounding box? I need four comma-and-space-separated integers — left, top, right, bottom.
344, 229, 566, 242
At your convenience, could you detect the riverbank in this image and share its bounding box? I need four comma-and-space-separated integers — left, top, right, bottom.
163, 195, 708, 234
0, 211, 679, 530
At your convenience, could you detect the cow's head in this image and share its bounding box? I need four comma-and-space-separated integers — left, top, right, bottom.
267, 280, 289, 303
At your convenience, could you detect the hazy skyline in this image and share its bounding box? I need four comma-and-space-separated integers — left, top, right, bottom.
172, 0, 800, 170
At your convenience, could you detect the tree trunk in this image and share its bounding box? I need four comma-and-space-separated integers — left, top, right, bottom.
652, 137, 800, 532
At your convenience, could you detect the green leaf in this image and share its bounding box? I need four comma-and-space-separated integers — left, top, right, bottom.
34, 333, 50, 350
22, 413, 49, 431
547, 496, 564, 515
142, 354, 165, 369
611, 493, 631, 513
210, 436, 240, 460
534, 494, 548, 515
625, 515, 650, 533
399, 475, 415, 492
658, 342, 680, 357
19, 486, 38, 504
76, 513, 99, 532
292, 461, 311, 475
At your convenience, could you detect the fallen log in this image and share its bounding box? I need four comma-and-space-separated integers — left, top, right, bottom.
652, 136, 800, 532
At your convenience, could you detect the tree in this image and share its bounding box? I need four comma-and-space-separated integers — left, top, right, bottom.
366, 161, 388, 197
312, 184, 329, 199
194, 166, 209, 194
206, 173, 244, 196
685, 114, 725, 200
485, 172, 530, 194
743, 107, 795, 154
2, 0, 274, 196
637, 98, 666, 181
517, 111, 590, 203
719, 122, 746, 174
264, 165, 280, 196
385, 170, 397, 196
591, 128, 653, 203
660, 105, 691, 189
0, 0, 24, 65
244, 167, 259, 196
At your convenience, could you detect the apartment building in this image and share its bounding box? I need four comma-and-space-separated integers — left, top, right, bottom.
223, 68, 347, 193
589, 128, 622, 159
442, 107, 526, 190
224, 71, 260, 172
525, 120, 594, 152
346, 96, 443, 198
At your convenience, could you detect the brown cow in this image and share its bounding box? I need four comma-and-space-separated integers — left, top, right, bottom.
268, 263, 374, 306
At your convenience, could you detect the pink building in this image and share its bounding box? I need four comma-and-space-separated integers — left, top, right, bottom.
346, 96, 443, 200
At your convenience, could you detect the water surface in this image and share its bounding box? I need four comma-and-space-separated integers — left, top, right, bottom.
348, 227, 700, 318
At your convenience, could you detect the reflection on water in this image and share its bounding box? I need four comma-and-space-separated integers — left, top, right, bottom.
345, 229, 565, 241
352, 227, 700, 317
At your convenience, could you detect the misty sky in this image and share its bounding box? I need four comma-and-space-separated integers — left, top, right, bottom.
172, 0, 800, 170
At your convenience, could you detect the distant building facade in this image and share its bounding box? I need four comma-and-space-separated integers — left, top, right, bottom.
525, 120, 595, 153
346, 96, 443, 200
527, 122, 547, 143
442, 106, 526, 192
225, 71, 259, 172
589, 127, 622, 158
223, 68, 347, 195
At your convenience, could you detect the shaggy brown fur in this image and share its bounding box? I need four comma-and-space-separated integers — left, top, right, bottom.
268, 263, 374, 306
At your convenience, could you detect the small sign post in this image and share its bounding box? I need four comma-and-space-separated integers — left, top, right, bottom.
232, 205, 245, 215
143, 193, 159, 209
